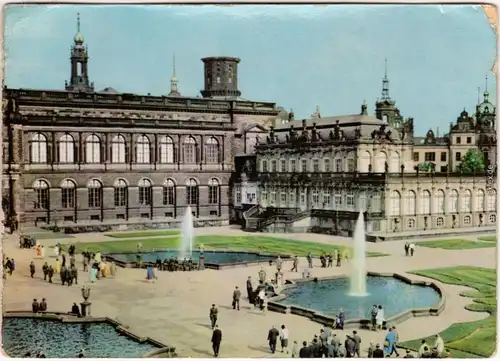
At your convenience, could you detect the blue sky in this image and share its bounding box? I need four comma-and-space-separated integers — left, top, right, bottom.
4, 5, 496, 135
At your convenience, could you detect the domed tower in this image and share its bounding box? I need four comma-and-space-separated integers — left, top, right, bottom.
476, 75, 496, 130
168, 53, 181, 97
65, 13, 94, 92
200, 57, 241, 98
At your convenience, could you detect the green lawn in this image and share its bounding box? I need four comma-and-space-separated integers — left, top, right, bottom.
63, 234, 387, 257
416, 238, 495, 250
398, 266, 496, 358
105, 229, 180, 238
478, 236, 497, 243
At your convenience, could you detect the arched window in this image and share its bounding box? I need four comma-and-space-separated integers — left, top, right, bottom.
33, 179, 49, 209
186, 178, 199, 205
208, 178, 220, 204
183, 137, 197, 164
311, 188, 320, 208
361, 151, 371, 172
114, 179, 128, 206
390, 152, 400, 173
30, 133, 48, 164
346, 152, 356, 172
476, 189, 485, 212
138, 178, 152, 205
136, 135, 150, 164
421, 190, 431, 215
375, 151, 387, 173
334, 156, 343, 172
488, 190, 497, 211
87, 179, 102, 208
404, 190, 416, 215
86, 134, 101, 164
163, 179, 176, 205
205, 137, 219, 164
436, 190, 445, 214
111, 135, 126, 163
59, 134, 75, 163
390, 191, 401, 216
450, 189, 459, 213
159, 136, 175, 164
61, 179, 76, 208
463, 189, 472, 212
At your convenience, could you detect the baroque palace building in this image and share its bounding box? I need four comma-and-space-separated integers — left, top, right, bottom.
2, 17, 280, 230
239, 70, 497, 239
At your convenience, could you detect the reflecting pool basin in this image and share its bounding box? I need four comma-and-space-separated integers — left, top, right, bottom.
110, 250, 276, 265
2, 318, 160, 358
279, 275, 441, 320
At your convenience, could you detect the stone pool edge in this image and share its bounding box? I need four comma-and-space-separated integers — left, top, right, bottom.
2, 311, 176, 358
104, 248, 292, 270
266, 271, 446, 329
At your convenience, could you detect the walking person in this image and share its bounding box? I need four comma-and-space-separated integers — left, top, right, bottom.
246, 276, 253, 303
375, 305, 385, 331
352, 330, 362, 358
306, 252, 313, 268
280, 325, 289, 354
390, 326, 400, 357
209, 304, 218, 329
268, 325, 280, 354
29, 261, 36, 278
404, 242, 410, 256
291, 256, 299, 272
370, 305, 378, 331
232, 286, 241, 311
211, 325, 222, 357
409, 242, 415, 256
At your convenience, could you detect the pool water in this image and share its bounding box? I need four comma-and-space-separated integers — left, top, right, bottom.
111, 250, 275, 264
280, 276, 441, 320
2, 318, 160, 358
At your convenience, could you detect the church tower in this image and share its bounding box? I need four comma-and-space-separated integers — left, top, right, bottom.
375, 59, 403, 128
65, 13, 94, 92
200, 57, 241, 98
168, 54, 181, 97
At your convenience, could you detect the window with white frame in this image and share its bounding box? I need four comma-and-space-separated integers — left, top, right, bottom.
262, 160, 268, 172
335, 158, 342, 172
235, 187, 242, 204
159, 136, 175, 163
346, 153, 356, 172
59, 134, 75, 163
280, 192, 287, 205
261, 190, 268, 202
390, 191, 401, 216
111, 135, 126, 163
312, 189, 320, 207
61, 179, 76, 208
205, 137, 219, 164
114, 179, 128, 206
436, 190, 445, 214
163, 179, 176, 205
421, 190, 431, 215
87, 179, 102, 208
488, 190, 497, 211
271, 160, 277, 172
407, 219, 415, 228
405, 190, 416, 215
270, 191, 277, 205
489, 214, 496, 223
300, 191, 306, 206
346, 192, 355, 210
358, 191, 367, 212
450, 189, 459, 213
301, 159, 308, 172
371, 191, 381, 211
436, 217, 444, 227
290, 159, 296, 172
463, 215, 471, 224
30, 133, 48, 164
463, 190, 472, 212
280, 159, 286, 172
208, 178, 220, 204
183, 137, 197, 164
312, 159, 319, 172
33, 179, 49, 209
289, 191, 296, 207
136, 135, 151, 164
334, 194, 342, 209
323, 192, 330, 208
186, 178, 199, 205
324, 159, 331, 172
476, 189, 485, 212
138, 178, 153, 205
85, 134, 101, 163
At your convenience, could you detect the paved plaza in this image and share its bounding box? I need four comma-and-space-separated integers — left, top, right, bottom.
2, 227, 496, 357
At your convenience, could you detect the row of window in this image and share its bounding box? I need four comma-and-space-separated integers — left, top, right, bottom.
389, 189, 496, 215
406, 214, 496, 229
28, 133, 221, 164
262, 158, 357, 173
32, 178, 221, 209
414, 150, 489, 163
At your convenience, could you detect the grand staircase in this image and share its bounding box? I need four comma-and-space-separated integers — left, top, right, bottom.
243, 206, 310, 232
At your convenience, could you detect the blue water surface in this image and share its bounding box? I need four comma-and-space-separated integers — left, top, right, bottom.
111, 250, 274, 264
2, 318, 159, 358
280, 276, 441, 320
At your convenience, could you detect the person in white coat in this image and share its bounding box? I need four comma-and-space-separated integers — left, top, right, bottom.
434, 334, 444, 355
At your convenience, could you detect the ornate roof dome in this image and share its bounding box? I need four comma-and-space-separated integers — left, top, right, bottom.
74, 32, 84, 44
478, 91, 495, 114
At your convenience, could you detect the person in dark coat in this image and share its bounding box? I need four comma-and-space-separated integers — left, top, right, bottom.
299, 341, 310, 358
232, 286, 241, 311
39, 298, 47, 312
47, 265, 54, 283
373, 343, 385, 358
311, 338, 322, 358
32, 299, 39, 313
42, 262, 49, 281
345, 335, 356, 358
211, 325, 222, 357
246, 276, 253, 303
71, 303, 81, 317
352, 330, 362, 358
268, 325, 280, 354
29, 261, 36, 278
209, 304, 218, 329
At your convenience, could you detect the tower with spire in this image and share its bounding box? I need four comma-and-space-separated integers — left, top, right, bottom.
65, 13, 94, 92
375, 58, 404, 128
168, 54, 181, 97
476, 74, 496, 130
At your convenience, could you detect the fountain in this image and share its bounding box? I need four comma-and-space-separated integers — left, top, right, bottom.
349, 212, 367, 296
179, 206, 194, 260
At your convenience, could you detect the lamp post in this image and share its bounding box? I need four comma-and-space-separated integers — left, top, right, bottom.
80, 285, 92, 317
